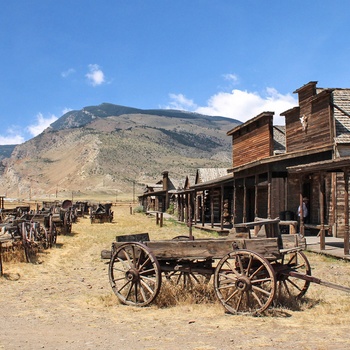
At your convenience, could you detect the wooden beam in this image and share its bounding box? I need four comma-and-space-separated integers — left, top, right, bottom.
267, 171, 272, 219
254, 174, 259, 219
299, 175, 305, 236
319, 173, 325, 250
344, 169, 349, 255
243, 178, 247, 223
220, 184, 224, 231
233, 179, 237, 225
210, 189, 214, 228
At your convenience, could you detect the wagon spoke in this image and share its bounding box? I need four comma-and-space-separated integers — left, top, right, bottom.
217, 274, 236, 289
282, 280, 292, 297
284, 278, 303, 292
139, 282, 148, 302
124, 281, 134, 301
251, 291, 264, 308
252, 284, 272, 297
121, 248, 132, 265
251, 277, 272, 284
134, 281, 138, 303
116, 279, 131, 293
139, 256, 151, 271
139, 266, 156, 276
223, 260, 240, 278
249, 264, 264, 279
246, 254, 253, 274
236, 254, 245, 274
234, 292, 244, 312
224, 288, 240, 303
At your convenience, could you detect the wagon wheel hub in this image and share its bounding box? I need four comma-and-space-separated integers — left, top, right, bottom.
126, 268, 139, 282
235, 276, 252, 292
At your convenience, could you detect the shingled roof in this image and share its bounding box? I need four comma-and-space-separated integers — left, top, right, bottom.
195, 168, 228, 184
273, 125, 286, 154
332, 89, 350, 143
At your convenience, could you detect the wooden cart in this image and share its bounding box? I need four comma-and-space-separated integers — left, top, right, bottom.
107, 220, 350, 315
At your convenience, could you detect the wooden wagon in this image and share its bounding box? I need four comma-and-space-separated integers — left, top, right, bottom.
107, 219, 350, 315
90, 203, 113, 224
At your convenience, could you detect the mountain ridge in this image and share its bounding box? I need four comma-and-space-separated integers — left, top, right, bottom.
0, 103, 240, 199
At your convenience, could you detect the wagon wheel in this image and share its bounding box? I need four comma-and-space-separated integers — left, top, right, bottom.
214, 249, 276, 315
276, 250, 311, 300
109, 242, 161, 306
38, 226, 50, 250
47, 215, 56, 248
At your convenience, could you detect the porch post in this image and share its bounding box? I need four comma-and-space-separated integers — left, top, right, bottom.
299, 175, 305, 236
254, 174, 259, 219
319, 172, 326, 250
210, 188, 214, 228
220, 184, 224, 231
233, 179, 236, 225
344, 168, 349, 255
243, 178, 247, 223
267, 171, 272, 219
193, 190, 197, 224
201, 191, 205, 227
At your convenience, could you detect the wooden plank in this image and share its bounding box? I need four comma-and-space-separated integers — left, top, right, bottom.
243, 238, 281, 259
116, 233, 149, 242
145, 238, 241, 259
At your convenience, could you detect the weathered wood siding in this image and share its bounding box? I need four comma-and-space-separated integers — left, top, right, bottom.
332, 172, 350, 238
286, 175, 300, 218
285, 87, 333, 153
271, 178, 286, 218
232, 117, 273, 168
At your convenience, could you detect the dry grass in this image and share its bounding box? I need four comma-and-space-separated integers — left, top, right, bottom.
2, 204, 350, 349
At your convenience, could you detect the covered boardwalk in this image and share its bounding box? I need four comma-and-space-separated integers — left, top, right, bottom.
288, 157, 350, 255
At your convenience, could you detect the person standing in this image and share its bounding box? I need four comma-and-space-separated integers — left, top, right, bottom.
298, 197, 309, 224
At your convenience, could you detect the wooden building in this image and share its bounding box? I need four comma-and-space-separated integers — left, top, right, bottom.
138, 171, 179, 212
177, 81, 350, 255
177, 169, 232, 231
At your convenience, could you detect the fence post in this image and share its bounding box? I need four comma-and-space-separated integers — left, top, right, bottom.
160, 212, 163, 227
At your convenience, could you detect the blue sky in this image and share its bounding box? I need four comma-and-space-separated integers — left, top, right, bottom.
1, 0, 350, 145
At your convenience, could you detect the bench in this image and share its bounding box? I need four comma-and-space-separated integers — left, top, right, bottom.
304, 224, 330, 237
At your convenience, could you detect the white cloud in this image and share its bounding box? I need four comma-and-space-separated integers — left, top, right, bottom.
222, 73, 239, 85
86, 64, 105, 86
0, 134, 25, 145
61, 68, 75, 78
167, 93, 197, 110
27, 113, 58, 137
62, 107, 72, 115
167, 87, 297, 125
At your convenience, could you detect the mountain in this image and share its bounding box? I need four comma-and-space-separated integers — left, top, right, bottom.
0, 144, 16, 160
0, 104, 241, 199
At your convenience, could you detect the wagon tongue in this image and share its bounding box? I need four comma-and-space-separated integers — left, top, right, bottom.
288, 271, 350, 293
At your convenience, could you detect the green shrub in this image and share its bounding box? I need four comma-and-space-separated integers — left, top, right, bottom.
133, 205, 144, 213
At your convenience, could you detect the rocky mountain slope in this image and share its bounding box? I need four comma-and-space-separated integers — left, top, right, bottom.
0, 104, 240, 199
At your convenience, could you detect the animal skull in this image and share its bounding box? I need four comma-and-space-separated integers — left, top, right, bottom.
300, 114, 308, 132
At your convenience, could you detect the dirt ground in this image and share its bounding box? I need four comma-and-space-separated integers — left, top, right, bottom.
1, 205, 350, 350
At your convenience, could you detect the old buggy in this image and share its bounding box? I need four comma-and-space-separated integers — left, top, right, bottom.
107, 219, 350, 315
